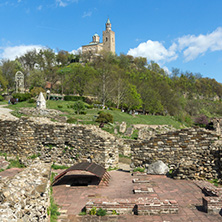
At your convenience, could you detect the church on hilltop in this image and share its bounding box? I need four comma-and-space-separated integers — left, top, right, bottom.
82, 18, 115, 55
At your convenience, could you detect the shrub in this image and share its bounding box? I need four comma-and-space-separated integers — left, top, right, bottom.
28, 98, 36, 103
96, 208, 107, 216
30, 87, 45, 97
73, 100, 86, 114
112, 210, 118, 215
89, 207, 97, 215
194, 114, 209, 127
87, 105, 94, 109
13, 93, 31, 102
57, 105, 63, 108
79, 111, 87, 115
67, 118, 76, 124
64, 95, 86, 102
0, 95, 4, 101
96, 112, 113, 124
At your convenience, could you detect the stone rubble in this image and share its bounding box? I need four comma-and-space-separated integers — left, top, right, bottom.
0, 161, 51, 222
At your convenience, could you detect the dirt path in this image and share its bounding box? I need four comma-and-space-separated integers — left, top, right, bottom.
0, 105, 18, 120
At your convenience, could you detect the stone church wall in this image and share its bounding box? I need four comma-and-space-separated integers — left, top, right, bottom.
0, 117, 119, 168
131, 127, 222, 180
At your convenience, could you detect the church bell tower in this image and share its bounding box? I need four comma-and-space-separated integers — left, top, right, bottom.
103, 18, 115, 54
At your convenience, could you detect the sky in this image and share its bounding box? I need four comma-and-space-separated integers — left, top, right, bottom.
1, 0, 222, 83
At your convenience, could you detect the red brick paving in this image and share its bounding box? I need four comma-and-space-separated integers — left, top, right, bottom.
0, 168, 23, 178
53, 171, 222, 221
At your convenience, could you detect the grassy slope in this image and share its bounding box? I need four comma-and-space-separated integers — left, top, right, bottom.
6, 100, 182, 128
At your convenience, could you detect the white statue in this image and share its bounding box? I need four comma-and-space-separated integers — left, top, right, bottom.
36, 92, 46, 110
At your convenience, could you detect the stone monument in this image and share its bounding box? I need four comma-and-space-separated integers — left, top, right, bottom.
15, 71, 24, 93
36, 92, 46, 110
119, 121, 127, 133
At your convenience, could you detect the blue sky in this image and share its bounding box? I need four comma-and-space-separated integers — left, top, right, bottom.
1, 0, 222, 83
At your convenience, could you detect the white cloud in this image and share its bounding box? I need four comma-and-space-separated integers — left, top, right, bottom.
0, 45, 44, 60
70, 47, 82, 54
128, 40, 178, 63
128, 27, 222, 64
55, 0, 78, 7
82, 11, 92, 18
163, 66, 171, 75
177, 27, 222, 61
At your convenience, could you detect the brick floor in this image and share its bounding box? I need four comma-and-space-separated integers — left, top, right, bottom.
53, 171, 222, 221
0, 168, 23, 178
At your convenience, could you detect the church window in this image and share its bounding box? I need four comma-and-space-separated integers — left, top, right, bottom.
106, 37, 108, 42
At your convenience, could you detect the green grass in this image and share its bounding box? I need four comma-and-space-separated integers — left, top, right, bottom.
208, 179, 220, 187
107, 166, 118, 171
49, 172, 60, 222
7, 100, 183, 129
28, 153, 41, 159
7, 158, 25, 169
0, 101, 8, 105
0, 152, 8, 160
133, 167, 145, 173
51, 164, 68, 170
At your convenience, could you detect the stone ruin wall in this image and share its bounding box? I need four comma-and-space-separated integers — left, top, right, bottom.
0, 161, 51, 222
0, 117, 119, 169
131, 127, 222, 181
1, 115, 222, 181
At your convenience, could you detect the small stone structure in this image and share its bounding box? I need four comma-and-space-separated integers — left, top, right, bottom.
0, 161, 51, 221
15, 71, 24, 93
119, 122, 127, 133
194, 181, 222, 215
85, 197, 178, 215
36, 92, 46, 109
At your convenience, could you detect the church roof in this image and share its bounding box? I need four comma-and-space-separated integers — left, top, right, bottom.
93, 33, 99, 37
106, 18, 111, 24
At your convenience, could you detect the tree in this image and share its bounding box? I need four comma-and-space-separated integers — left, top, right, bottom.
0, 69, 8, 90
140, 87, 163, 115
73, 100, 86, 114
92, 51, 118, 107
0, 59, 20, 91
56, 50, 69, 66
61, 63, 96, 96
122, 84, 142, 111
18, 49, 38, 72
27, 69, 45, 89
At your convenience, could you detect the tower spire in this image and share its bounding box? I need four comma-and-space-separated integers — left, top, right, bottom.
106, 18, 111, 31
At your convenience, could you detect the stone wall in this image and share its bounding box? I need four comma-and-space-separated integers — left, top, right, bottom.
0, 117, 119, 168
131, 127, 222, 180
0, 161, 51, 221
85, 197, 178, 215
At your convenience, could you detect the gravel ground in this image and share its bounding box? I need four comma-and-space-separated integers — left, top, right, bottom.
0, 105, 18, 120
